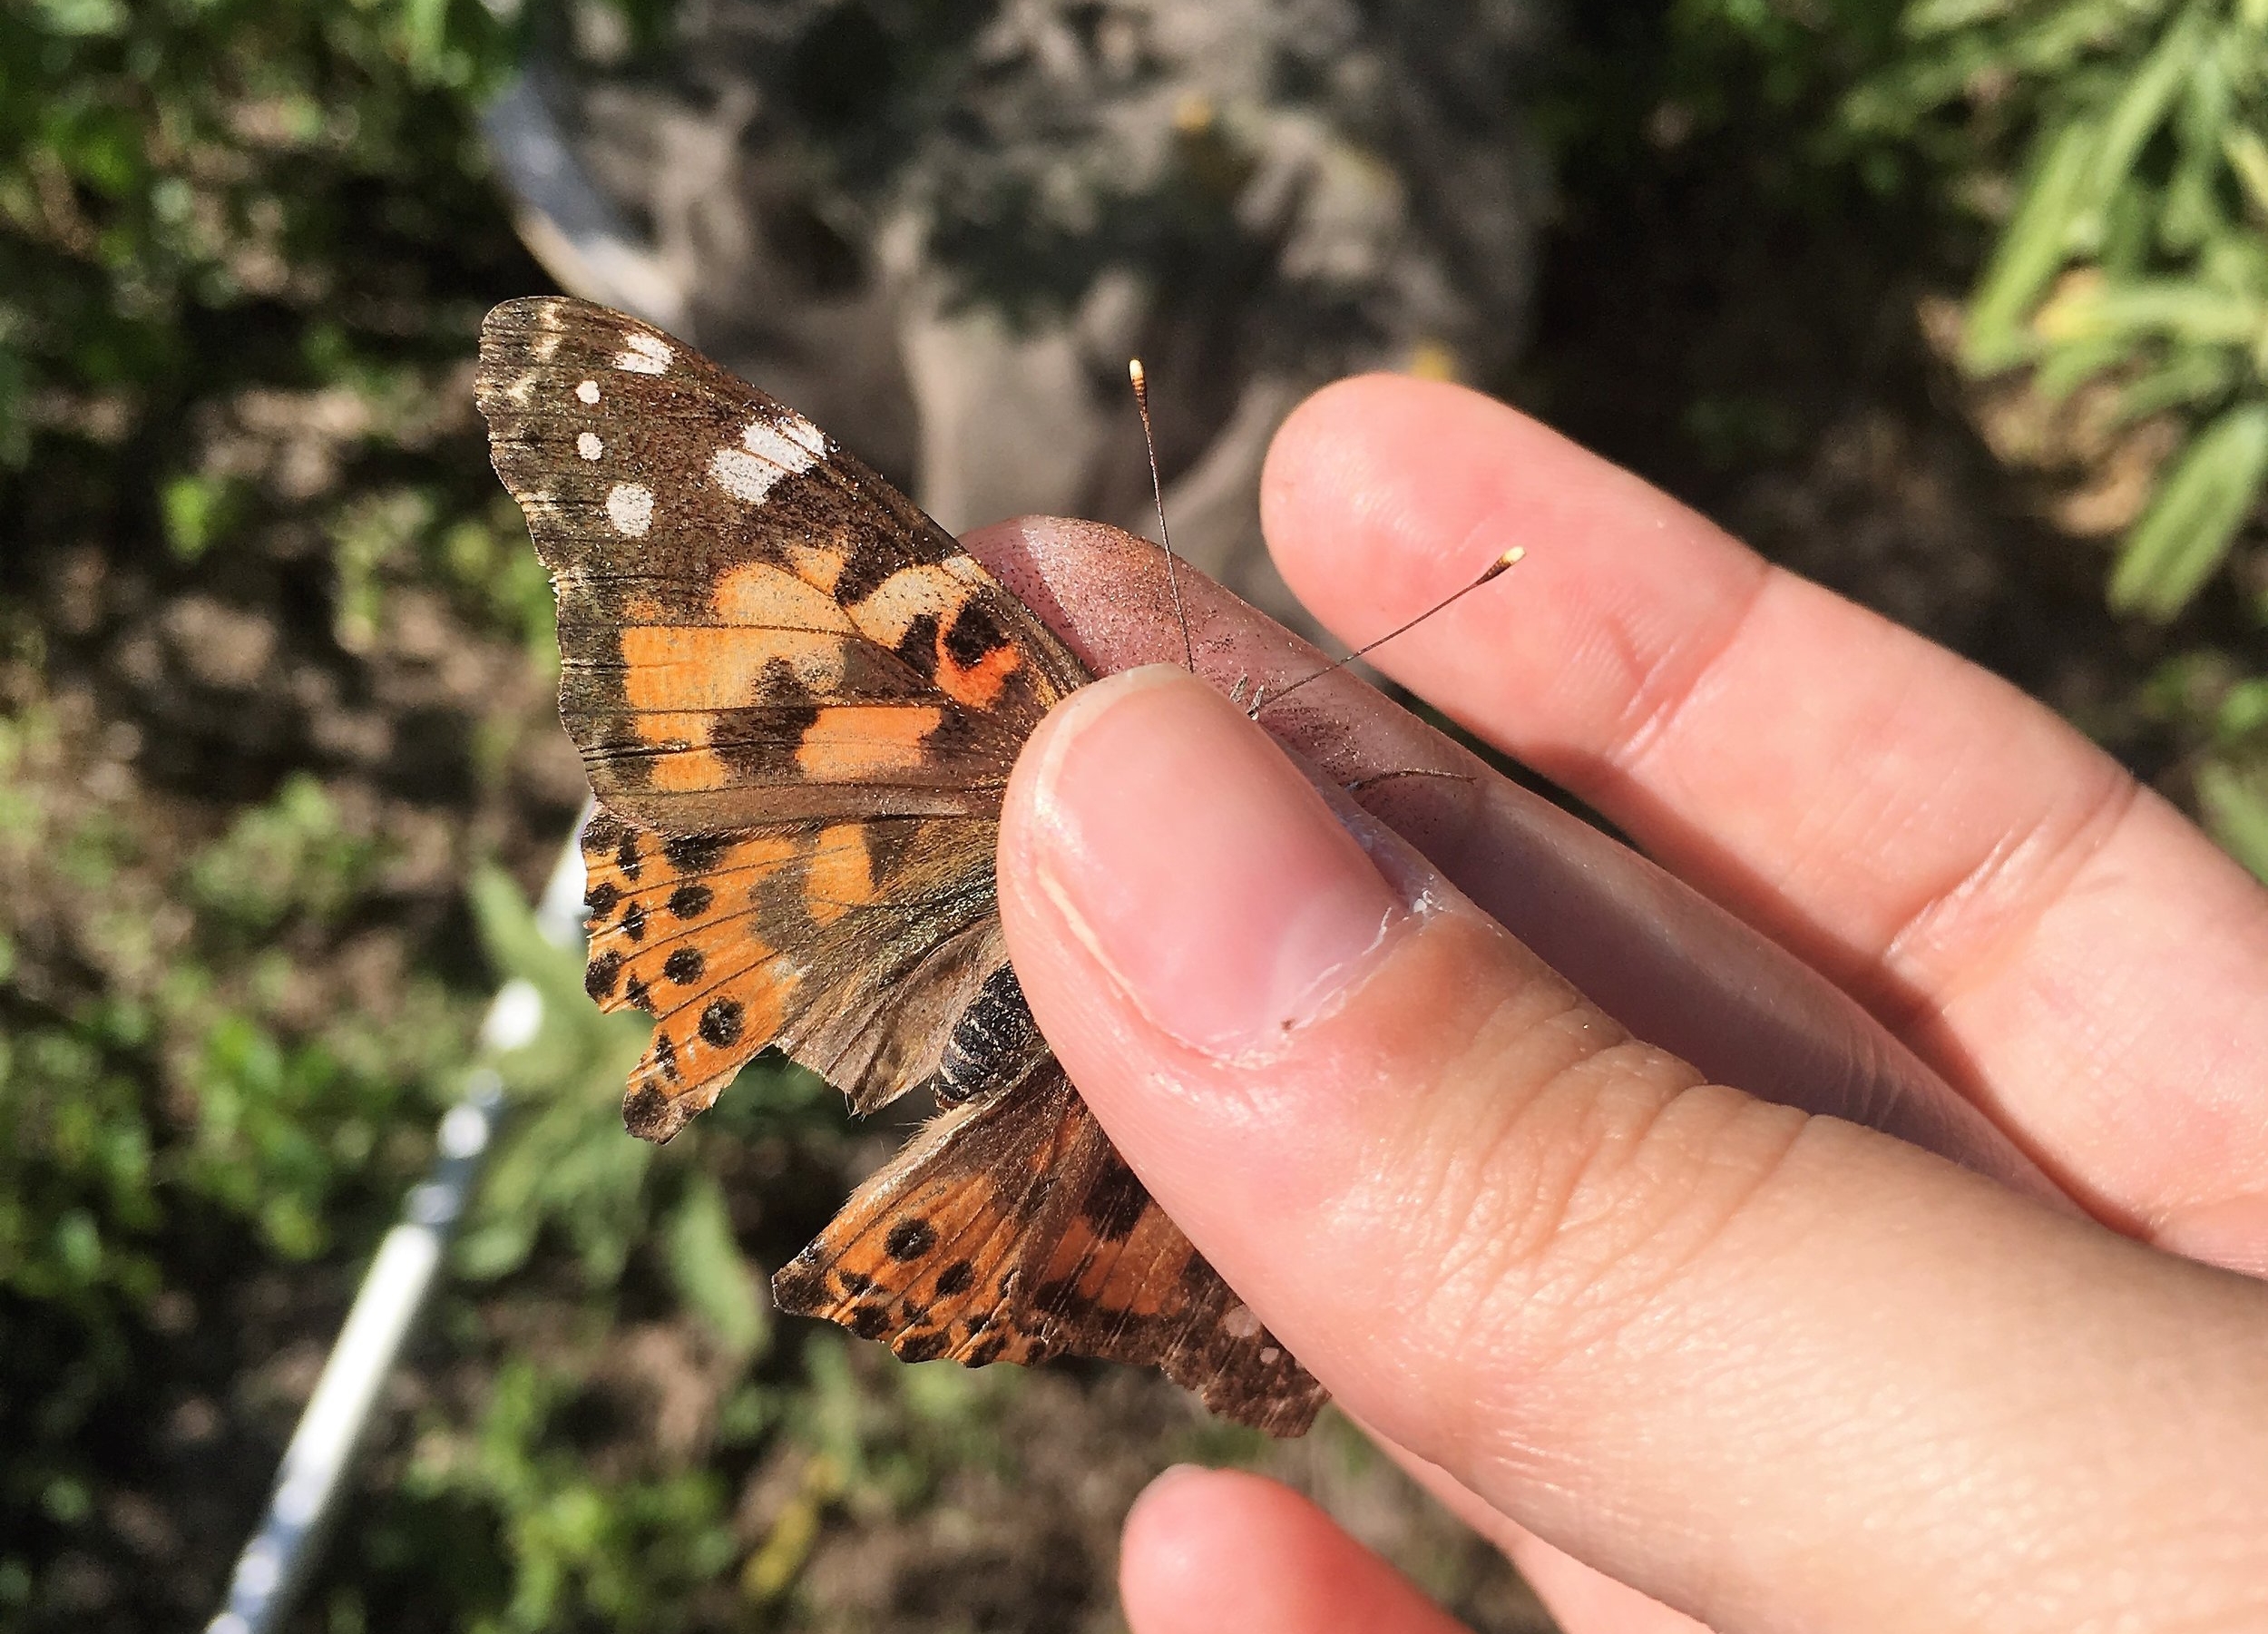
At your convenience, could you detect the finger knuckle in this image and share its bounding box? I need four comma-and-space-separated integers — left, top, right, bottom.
1387, 994, 1812, 1404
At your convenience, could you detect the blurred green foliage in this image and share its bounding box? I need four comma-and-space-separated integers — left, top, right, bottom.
0, 0, 521, 468
1654, 0, 2268, 866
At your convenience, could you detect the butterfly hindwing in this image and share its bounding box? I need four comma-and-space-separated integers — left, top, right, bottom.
775, 1065, 1327, 1435
771, 1071, 1071, 1372
577, 807, 1003, 1136
1017, 1069, 1326, 1436
479, 296, 1331, 1434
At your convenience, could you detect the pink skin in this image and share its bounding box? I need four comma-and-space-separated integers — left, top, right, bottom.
954, 375, 2268, 1634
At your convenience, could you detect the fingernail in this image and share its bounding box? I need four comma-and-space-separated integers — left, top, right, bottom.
2156, 1191, 2268, 1279
1026, 666, 1401, 1058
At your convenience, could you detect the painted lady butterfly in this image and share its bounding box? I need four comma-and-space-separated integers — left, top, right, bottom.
475, 297, 1325, 1435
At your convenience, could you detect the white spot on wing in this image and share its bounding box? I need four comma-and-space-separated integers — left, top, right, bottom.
577, 431, 603, 461
575, 379, 601, 404
711, 447, 787, 504
612, 332, 672, 375
1259, 1345, 1281, 1365
744, 414, 827, 470
605, 483, 654, 536
1222, 1304, 1261, 1340
710, 415, 825, 504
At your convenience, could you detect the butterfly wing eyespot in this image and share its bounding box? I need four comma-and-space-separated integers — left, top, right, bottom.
481, 296, 1328, 1433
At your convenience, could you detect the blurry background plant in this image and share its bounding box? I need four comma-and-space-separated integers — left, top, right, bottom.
3, 0, 2264, 1629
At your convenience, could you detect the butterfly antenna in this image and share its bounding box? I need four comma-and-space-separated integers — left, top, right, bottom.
1129, 357, 1196, 673
1253, 546, 1525, 716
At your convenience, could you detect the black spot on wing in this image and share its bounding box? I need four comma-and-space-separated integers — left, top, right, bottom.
699, 997, 745, 1047
662, 834, 731, 874
943, 600, 1006, 669
885, 1218, 937, 1260
1080, 1152, 1150, 1241
624, 1083, 670, 1135
896, 1330, 950, 1364
709, 700, 824, 780
583, 809, 629, 854
894, 610, 941, 681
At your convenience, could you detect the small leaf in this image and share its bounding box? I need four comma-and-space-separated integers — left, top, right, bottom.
2215, 676, 2268, 742
160, 474, 236, 562
2224, 125, 2268, 221
665, 1174, 767, 1365
2109, 403, 2268, 621
2196, 758, 2268, 881
2087, 280, 2264, 346
1965, 121, 2097, 371
1903, 0, 2020, 36
2117, 347, 2241, 423
2082, 7, 2205, 219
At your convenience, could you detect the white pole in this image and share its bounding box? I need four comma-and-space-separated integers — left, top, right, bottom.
208, 818, 590, 1634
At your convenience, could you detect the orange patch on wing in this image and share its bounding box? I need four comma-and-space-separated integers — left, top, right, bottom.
935, 641, 1022, 709
641, 911, 773, 973
629, 951, 799, 1091
612, 707, 728, 794
733, 832, 810, 874
644, 745, 730, 794
786, 542, 846, 594
620, 625, 847, 709
793, 705, 943, 781
1037, 1222, 1177, 1320
712, 561, 855, 632
804, 822, 875, 927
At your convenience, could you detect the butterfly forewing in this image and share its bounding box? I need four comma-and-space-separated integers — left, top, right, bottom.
478, 296, 1084, 829
477, 295, 1329, 1435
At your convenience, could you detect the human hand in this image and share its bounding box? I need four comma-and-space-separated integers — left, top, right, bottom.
962, 376, 2268, 1633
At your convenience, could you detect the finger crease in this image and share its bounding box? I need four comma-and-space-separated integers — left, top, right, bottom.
1871, 762, 2142, 1042
1606, 560, 1776, 781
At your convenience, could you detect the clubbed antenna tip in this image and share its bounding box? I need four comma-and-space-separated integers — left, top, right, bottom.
1128, 357, 1193, 672
1252, 544, 1528, 715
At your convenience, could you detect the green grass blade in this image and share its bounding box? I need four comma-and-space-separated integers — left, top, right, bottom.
1965, 119, 2097, 369
2109, 401, 2268, 619
2197, 758, 2268, 880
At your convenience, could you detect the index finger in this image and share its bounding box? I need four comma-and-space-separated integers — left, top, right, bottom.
963, 515, 2058, 1204
1259, 377, 2268, 1267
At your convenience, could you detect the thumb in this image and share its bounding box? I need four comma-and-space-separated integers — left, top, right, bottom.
995, 664, 2268, 1632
